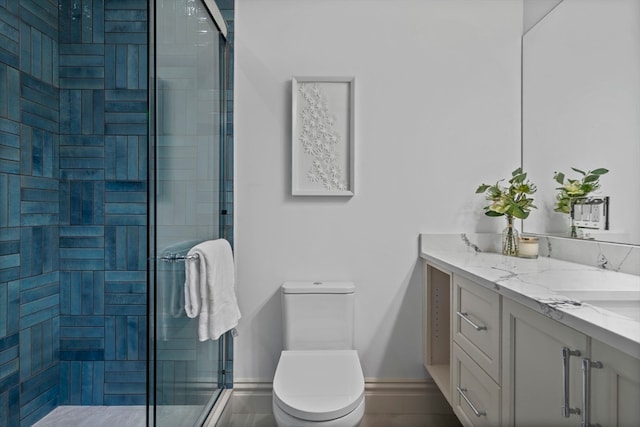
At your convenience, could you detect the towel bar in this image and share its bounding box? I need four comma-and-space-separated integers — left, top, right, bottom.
160, 253, 200, 262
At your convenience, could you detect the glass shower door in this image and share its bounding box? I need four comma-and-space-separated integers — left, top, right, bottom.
148, 0, 228, 425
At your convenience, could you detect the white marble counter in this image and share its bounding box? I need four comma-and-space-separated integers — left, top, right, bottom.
419, 234, 640, 359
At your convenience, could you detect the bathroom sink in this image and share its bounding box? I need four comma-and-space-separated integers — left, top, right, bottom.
552, 289, 640, 322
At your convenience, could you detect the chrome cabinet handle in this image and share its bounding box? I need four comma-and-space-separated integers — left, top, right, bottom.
456, 311, 487, 331
456, 386, 487, 417
562, 346, 582, 417
581, 357, 603, 427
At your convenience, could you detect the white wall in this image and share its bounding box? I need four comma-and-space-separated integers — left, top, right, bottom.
234, 0, 523, 382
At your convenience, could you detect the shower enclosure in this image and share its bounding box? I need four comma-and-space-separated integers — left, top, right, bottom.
0, 0, 232, 425
148, 0, 232, 426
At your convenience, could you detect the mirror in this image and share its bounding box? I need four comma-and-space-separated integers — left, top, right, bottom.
522, 0, 640, 245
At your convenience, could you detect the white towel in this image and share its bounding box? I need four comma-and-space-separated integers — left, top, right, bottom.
184, 239, 241, 341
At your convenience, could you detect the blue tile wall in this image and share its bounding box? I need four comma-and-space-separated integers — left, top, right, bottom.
0, 0, 62, 425
57, 0, 148, 408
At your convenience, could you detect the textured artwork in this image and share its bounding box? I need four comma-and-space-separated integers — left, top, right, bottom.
292, 77, 354, 196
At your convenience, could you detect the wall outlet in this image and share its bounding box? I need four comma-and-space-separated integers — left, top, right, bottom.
571, 196, 609, 230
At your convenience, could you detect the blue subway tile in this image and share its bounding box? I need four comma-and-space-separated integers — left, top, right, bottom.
81, 362, 93, 404
59, 350, 104, 361
59, 236, 104, 247
104, 294, 145, 305
21, 188, 58, 203
102, 394, 144, 405
104, 270, 145, 283
105, 304, 145, 316
105, 283, 145, 294
60, 248, 105, 259
92, 0, 105, 44
60, 66, 105, 79
103, 381, 145, 395
59, 259, 105, 271
104, 21, 147, 33
93, 271, 104, 315
59, 226, 103, 237
60, 339, 104, 350
7, 175, 19, 227
104, 215, 145, 226
104, 203, 145, 215
60, 327, 104, 338
60, 315, 104, 328
18, 21, 30, 72
20, 213, 58, 226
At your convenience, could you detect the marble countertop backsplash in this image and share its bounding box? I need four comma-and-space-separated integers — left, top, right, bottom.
419, 233, 640, 359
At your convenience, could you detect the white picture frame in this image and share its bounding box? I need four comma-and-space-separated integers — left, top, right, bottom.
292, 76, 355, 196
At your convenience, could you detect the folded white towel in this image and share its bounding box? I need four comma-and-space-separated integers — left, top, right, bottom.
184, 239, 241, 341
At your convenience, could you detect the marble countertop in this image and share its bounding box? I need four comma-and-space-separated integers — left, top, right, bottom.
419, 234, 640, 359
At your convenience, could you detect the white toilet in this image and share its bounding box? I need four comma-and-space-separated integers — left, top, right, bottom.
272, 281, 365, 427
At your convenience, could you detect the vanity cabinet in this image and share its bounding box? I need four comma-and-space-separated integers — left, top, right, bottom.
423, 258, 640, 427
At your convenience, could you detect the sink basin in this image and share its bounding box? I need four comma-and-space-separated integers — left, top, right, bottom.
552, 289, 640, 322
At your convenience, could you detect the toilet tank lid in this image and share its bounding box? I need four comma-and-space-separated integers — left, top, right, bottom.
282, 281, 355, 294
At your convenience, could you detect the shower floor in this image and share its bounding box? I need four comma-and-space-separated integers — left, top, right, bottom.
33, 405, 205, 427
33, 406, 145, 427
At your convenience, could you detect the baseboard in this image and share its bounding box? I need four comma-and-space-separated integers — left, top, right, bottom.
225, 379, 453, 416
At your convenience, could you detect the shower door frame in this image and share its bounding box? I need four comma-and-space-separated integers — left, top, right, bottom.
147, 0, 231, 425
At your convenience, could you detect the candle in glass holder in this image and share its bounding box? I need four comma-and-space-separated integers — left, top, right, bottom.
518, 236, 539, 258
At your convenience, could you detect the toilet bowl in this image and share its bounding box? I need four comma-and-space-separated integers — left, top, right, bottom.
273, 350, 365, 426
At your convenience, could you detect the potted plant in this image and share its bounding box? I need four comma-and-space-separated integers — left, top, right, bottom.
476, 168, 537, 256
553, 167, 608, 237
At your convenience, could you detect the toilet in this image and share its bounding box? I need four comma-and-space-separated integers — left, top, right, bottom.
272, 281, 365, 427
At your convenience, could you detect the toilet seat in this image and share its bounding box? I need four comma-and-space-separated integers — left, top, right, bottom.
273, 350, 365, 422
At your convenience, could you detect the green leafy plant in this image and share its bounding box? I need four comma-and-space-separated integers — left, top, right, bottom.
553, 167, 609, 214
475, 168, 537, 220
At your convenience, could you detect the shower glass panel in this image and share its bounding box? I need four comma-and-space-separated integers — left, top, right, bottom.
149, 0, 228, 425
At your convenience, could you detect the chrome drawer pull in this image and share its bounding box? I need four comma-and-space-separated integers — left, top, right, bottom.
562, 346, 582, 418
582, 357, 603, 427
456, 311, 487, 331
456, 386, 487, 417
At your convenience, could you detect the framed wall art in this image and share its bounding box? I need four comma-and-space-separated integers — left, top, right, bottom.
291, 76, 355, 196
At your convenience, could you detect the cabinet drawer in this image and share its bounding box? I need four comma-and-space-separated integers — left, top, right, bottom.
453, 275, 500, 382
453, 343, 501, 427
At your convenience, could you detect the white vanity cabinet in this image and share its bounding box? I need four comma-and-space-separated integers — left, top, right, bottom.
422, 258, 640, 427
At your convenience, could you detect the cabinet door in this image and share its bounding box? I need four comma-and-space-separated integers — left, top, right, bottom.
590, 339, 640, 427
502, 298, 587, 427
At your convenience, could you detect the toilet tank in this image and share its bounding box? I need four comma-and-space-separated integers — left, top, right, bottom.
282, 281, 355, 350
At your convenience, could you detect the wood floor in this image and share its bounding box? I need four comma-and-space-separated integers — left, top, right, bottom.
225, 413, 462, 427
